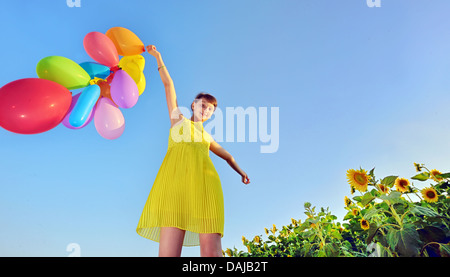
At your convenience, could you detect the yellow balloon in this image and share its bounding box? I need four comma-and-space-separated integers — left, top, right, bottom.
119, 55, 146, 95
136, 74, 146, 96
125, 55, 145, 70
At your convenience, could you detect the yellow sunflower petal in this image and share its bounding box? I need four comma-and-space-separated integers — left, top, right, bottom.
394, 177, 410, 193
430, 169, 443, 181
360, 219, 370, 230
421, 187, 439, 203
346, 169, 369, 192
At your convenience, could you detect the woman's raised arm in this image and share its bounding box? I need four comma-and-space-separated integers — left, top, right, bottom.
147, 45, 182, 126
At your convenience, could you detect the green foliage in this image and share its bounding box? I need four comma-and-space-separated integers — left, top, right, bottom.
223, 163, 450, 257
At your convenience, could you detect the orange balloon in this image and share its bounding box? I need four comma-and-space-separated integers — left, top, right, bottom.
106, 27, 145, 56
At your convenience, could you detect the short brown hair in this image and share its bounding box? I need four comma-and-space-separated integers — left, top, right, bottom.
193, 92, 217, 111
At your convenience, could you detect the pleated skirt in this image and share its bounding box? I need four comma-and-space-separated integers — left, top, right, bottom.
136, 143, 224, 246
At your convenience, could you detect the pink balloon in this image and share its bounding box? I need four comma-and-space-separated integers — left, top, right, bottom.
83, 32, 119, 68
110, 69, 139, 108
94, 97, 125, 140
62, 93, 95, 129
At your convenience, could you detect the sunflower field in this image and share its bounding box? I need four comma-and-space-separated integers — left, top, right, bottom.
223, 163, 450, 257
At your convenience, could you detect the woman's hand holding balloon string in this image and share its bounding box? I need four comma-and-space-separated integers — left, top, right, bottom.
146, 45, 161, 58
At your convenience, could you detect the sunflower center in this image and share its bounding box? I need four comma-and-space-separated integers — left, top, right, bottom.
399, 180, 408, 188
354, 173, 367, 185
426, 191, 436, 198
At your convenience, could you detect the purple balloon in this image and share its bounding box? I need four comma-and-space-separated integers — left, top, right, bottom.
94, 97, 125, 140
62, 93, 95, 129
110, 69, 139, 108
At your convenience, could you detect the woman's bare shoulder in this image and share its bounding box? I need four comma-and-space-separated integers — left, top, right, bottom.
170, 114, 185, 129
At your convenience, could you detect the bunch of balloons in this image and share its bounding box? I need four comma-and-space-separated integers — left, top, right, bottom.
0, 27, 146, 139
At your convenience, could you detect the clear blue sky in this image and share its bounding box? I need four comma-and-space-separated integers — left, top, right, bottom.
1, 0, 450, 257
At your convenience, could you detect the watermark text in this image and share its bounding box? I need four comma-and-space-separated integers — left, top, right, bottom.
67, 0, 81, 8
170, 106, 280, 154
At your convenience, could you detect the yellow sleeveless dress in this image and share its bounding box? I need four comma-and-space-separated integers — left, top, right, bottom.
136, 115, 224, 246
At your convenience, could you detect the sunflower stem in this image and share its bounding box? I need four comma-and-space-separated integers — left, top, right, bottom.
405, 193, 413, 202
413, 191, 423, 201
379, 223, 402, 230
387, 201, 403, 228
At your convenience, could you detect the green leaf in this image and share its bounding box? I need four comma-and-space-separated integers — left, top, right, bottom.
379, 191, 403, 204
330, 229, 343, 240
438, 181, 450, 189
387, 224, 421, 257
352, 196, 362, 202
435, 172, 450, 179
374, 242, 394, 257
411, 172, 430, 181
306, 217, 320, 224
440, 243, 450, 257
361, 192, 376, 206
417, 226, 446, 244
366, 223, 379, 244
387, 229, 398, 250
295, 222, 309, 233
317, 250, 327, 257
362, 206, 379, 220
369, 167, 375, 177
410, 206, 441, 217
381, 175, 398, 187
324, 243, 339, 257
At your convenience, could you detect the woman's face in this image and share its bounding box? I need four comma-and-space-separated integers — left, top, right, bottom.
192, 98, 215, 122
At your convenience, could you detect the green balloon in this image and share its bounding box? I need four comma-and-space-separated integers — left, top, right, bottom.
36, 56, 91, 90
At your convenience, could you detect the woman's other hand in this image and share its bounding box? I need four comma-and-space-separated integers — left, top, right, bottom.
241, 172, 250, 185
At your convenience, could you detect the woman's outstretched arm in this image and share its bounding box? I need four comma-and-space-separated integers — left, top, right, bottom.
147, 45, 181, 125
210, 140, 251, 185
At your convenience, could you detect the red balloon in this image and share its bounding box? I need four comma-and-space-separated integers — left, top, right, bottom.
0, 78, 72, 134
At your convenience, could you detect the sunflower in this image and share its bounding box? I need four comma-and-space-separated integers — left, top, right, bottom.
344, 196, 352, 207
291, 218, 298, 226
414, 163, 423, 172
346, 169, 370, 192
242, 236, 247, 244
378, 184, 389, 194
360, 219, 370, 230
352, 208, 359, 216
271, 224, 277, 234
394, 177, 410, 193
253, 235, 261, 244
430, 169, 443, 181
421, 187, 439, 203
264, 228, 269, 235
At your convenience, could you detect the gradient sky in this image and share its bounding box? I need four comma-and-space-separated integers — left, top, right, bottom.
1, 0, 450, 257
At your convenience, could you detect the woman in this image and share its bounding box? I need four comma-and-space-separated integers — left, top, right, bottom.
136, 45, 250, 257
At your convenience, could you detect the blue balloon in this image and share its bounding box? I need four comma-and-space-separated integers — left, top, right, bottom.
69, 84, 101, 127
79, 62, 111, 79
